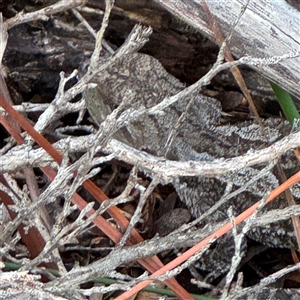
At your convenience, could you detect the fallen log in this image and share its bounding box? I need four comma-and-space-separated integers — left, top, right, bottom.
155, 0, 300, 99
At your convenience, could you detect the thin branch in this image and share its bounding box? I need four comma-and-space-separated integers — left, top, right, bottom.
5, 0, 88, 29
2, 129, 300, 183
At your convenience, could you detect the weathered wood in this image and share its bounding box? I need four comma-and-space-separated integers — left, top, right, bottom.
155, 0, 300, 99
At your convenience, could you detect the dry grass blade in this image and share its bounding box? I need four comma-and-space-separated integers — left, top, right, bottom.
201, 0, 265, 132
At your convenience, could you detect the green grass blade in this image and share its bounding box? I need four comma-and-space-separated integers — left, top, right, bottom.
270, 82, 300, 125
